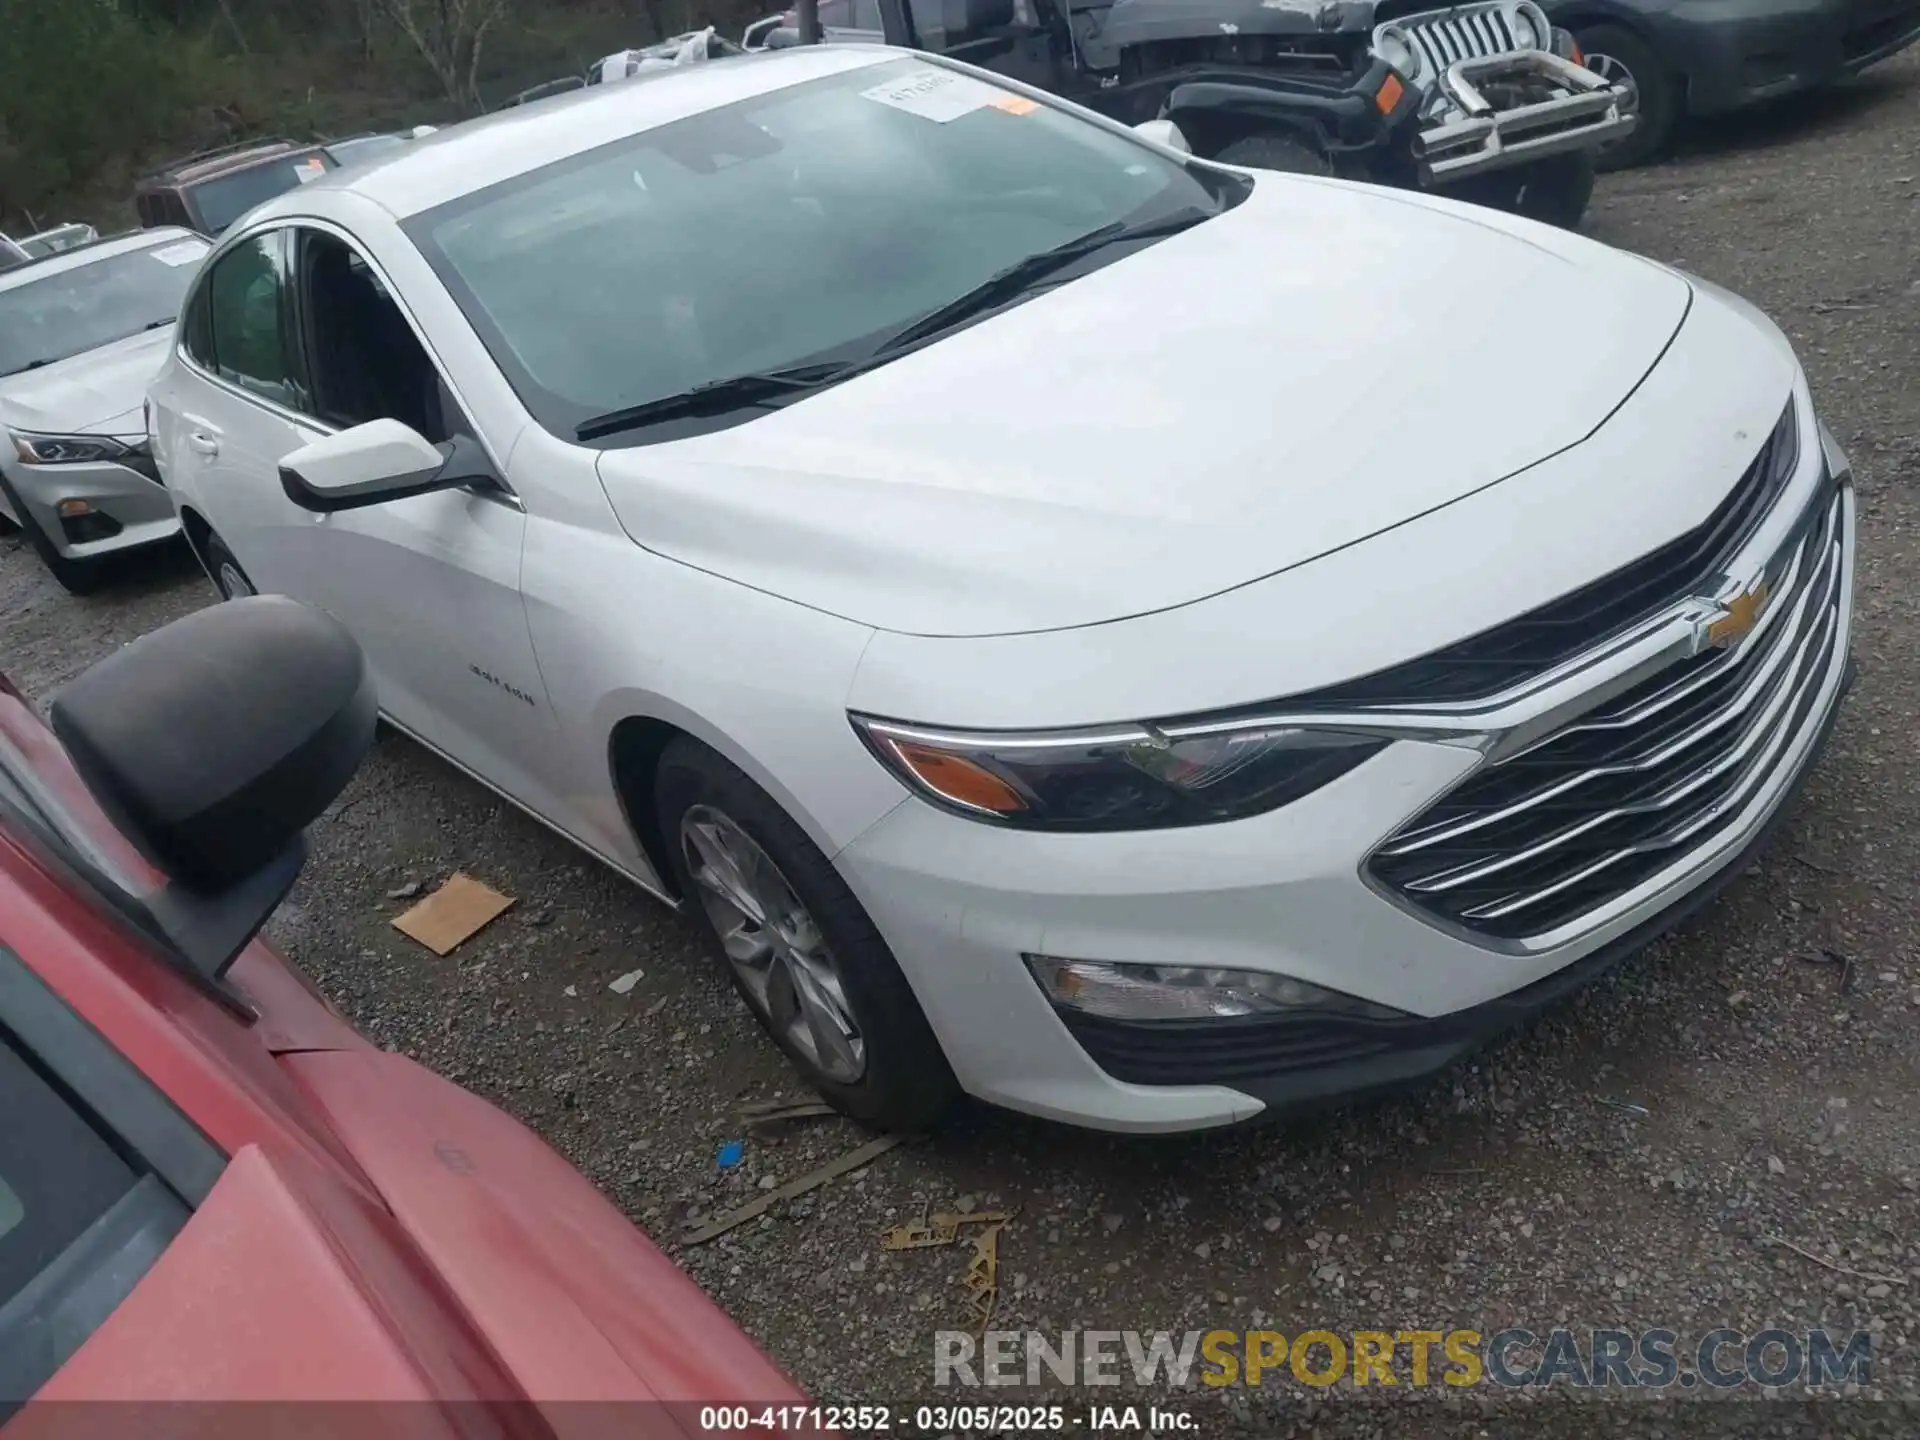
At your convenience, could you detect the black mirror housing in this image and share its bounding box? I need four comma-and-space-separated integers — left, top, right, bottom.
50, 597, 377, 894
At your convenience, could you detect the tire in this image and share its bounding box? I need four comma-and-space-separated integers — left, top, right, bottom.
201, 531, 256, 600
0, 472, 104, 596
654, 737, 958, 1132
1577, 23, 1679, 171
1211, 130, 1334, 176
1512, 152, 1597, 229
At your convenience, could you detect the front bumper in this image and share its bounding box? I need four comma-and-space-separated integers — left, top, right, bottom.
0, 450, 179, 560
1663, 0, 1920, 115
1415, 49, 1638, 181
836, 425, 1856, 1135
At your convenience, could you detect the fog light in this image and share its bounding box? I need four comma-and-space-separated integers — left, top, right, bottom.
1025, 955, 1405, 1022
57, 499, 92, 518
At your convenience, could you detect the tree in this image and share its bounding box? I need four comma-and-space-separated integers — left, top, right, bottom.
374, 0, 511, 111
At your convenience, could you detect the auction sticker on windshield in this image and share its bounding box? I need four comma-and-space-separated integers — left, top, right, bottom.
861, 68, 1009, 123
150, 242, 210, 267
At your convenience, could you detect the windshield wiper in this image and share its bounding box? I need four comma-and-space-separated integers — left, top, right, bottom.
572, 209, 1212, 443
576, 360, 857, 441
870, 208, 1214, 358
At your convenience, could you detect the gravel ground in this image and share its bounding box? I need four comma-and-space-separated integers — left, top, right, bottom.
5, 56, 1920, 1437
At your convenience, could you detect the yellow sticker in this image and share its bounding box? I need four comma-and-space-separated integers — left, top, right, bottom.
991, 94, 1040, 115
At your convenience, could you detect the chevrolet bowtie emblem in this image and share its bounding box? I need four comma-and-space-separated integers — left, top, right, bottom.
1703, 579, 1771, 650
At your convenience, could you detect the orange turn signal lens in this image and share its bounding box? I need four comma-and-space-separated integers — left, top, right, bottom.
884, 739, 1028, 816
1376, 73, 1405, 113
1568, 40, 1584, 64
57, 499, 92, 518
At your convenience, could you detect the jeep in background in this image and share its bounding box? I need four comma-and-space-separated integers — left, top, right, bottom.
132, 139, 338, 237
746, 0, 1636, 227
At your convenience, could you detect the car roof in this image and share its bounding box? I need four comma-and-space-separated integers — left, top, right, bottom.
0, 228, 205, 295
153, 141, 320, 186
254, 45, 894, 224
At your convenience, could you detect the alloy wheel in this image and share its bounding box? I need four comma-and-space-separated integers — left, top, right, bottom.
679, 804, 867, 1084
217, 561, 254, 599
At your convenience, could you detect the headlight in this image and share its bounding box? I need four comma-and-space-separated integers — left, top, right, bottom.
851, 713, 1388, 832
1027, 956, 1406, 1022
1374, 28, 1421, 80
9, 431, 131, 465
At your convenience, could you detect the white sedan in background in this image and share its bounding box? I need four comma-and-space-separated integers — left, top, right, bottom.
148, 45, 1854, 1134
2, 227, 209, 591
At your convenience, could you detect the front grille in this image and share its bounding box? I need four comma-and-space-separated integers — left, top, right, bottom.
1399, 5, 1524, 69
1369, 482, 1845, 940
1303, 405, 1799, 709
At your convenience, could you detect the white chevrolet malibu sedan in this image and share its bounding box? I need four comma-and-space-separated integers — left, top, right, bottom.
147, 44, 1855, 1134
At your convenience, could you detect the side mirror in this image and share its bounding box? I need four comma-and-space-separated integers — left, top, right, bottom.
49, 597, 377, 981
278, 418, 495, 514
1133, 119, 1192, 155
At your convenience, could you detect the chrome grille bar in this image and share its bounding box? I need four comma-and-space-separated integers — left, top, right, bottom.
1379, 499, 1834, 859
1367, 483, 1848, 941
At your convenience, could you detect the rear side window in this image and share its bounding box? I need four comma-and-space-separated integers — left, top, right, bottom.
0, 1040, 138, 1303
204, 231, 306, 410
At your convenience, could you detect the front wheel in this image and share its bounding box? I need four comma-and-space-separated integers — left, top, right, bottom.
654, 737, 958, 1132
1441, 152, 1595, 229
1210, 130, 1333, 176
1512, 152, 1597, 229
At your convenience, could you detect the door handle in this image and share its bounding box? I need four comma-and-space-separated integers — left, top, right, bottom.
186, 432, 221, 457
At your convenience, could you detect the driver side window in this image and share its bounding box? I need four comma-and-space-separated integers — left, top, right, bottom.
290, 228, 474, 447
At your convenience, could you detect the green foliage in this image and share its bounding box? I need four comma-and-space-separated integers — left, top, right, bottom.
0, 0, 781, 229
0, 0, 232, 221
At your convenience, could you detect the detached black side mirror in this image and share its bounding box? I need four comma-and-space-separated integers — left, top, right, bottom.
278, 418, 497, 513
49, 597, 378, 982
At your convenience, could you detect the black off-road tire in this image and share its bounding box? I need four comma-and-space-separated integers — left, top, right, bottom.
0, 473, 104, 596
654, 736, 959, 1132
1577, 22, 1679, 171
1513, 152, 1598, 229
1212, 130, 1334, 176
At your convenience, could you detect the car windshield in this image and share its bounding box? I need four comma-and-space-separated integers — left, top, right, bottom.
189, 152, 332, 234
0, 238, 209, 378
407, 57, 1235, 443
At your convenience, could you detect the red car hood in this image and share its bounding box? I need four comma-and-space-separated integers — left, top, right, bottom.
22, 1051, 804, 1432
281, 1049, 807, 1410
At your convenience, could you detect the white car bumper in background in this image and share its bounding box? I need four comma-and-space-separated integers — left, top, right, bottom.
0, 442, 180, 560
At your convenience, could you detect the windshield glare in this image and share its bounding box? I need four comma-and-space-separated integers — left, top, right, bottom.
0, 240, 208, 377
409, 58, 1227, 442
191, 153, 331, 234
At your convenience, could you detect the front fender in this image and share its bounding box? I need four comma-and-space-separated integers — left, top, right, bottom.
1164, 59, 1421, 152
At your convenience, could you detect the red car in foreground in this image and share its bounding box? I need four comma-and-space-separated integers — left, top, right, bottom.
0, 598, 809, 1436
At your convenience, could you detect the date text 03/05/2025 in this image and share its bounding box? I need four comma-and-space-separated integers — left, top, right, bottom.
696, 1404, 1196, 1433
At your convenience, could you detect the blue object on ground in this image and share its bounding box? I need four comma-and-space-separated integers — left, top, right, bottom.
717, 1140, 746, 1169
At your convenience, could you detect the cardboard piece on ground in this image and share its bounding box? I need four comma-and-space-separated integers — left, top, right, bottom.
392, 873, 515, 955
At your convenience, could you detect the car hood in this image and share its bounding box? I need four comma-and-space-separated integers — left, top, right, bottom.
595, 176, 1693, 639
0, 325, 173, 435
